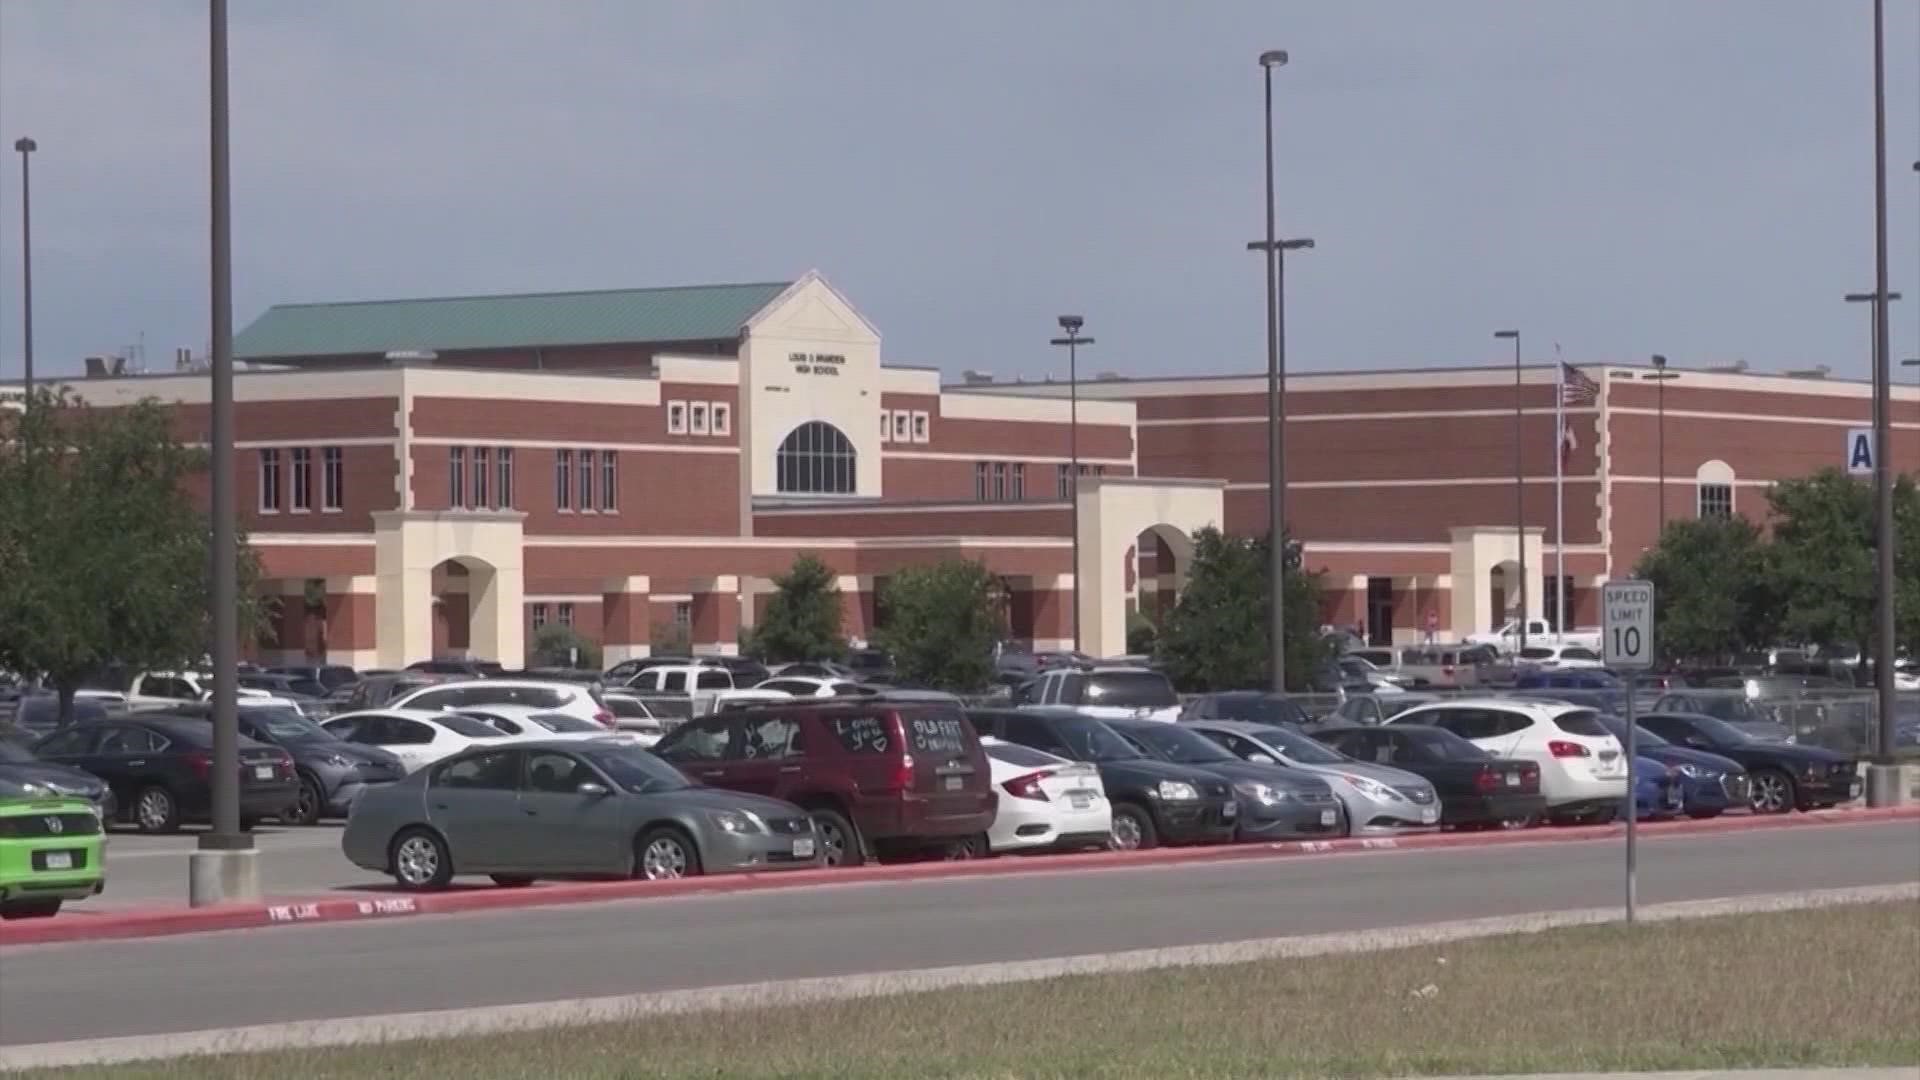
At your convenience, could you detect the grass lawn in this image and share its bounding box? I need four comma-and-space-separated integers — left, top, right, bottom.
28, 901, 1919, 1080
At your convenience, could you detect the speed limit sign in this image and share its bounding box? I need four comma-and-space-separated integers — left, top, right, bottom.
1602, 580, 1655, 669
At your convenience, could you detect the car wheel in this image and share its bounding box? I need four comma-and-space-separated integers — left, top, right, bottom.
133, 786, 180, 834
808, 809, 865, 868
1499, 814, 1538, 830
635, 828, 702, 881
1109, 803, 1157, 851
0, 898, 63, 920
942, 833, 990, 860
1749, 768, 1795, 815
389, 827, 454, 891
489, 874, 535, 888
283, 776, 324, 826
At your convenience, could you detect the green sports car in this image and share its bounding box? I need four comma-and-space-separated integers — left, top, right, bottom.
0, 792, 106, 919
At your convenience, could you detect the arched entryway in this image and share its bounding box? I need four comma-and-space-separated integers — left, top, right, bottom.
1488, 559, 1523, 633
430, 557, 504, 660
1130, 525, 1194, 625
372, 510, 527, 669
1076, 478, 1224, 659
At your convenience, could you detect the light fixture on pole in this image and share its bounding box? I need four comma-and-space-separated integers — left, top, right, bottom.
1049, 316, 1094, 655
12, 136, 34, 400
1494, 329, 1526, 651
1641, 356, 1679, 532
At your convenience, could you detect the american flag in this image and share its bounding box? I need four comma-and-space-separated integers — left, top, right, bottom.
1560, 362, 1600, 406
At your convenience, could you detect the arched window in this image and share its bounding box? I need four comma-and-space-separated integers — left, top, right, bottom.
1696, 459, 1734, 519
775, 421, 857, 494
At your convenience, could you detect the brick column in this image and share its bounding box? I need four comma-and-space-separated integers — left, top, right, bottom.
600, 575, 651, 666
323, 575, 379, 671
690, 575, 741, 656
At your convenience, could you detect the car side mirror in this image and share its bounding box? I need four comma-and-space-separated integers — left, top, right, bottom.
576, 781, 610, 798
1248, 753, 1275, 764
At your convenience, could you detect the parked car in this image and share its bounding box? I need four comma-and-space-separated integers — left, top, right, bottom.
602, 690, 692, 736
1467, 620, 1602, 655
653, 701, 996, 865
1513, 668, 1621, 692
1514, 644, 1606, 670
978, 738, 1112, 854
341, 741, 819, 889
320, 709, 513, 772
967, 708, 1237, 850
992, 641, 1091, 685
404, 658, 505, 678
0, 793, 106, 919
1103, 718, 1346, 840
1635, 712, 1860, 814
1019, 666, 1183, 722
1589, 714, 1748, 819
1184, 720, 1441, 834
1396, 645, 1502, 690
843, 648, 897, 685
1649, 691, 1795, 743
267, 664, 361, 693
452, 705, 626, 740
706, 689, 797, 714
237, 672, 329, 701
1384, 698, 1628, 824
384, 679, 616, 730
6, 693, 118, 734
1326, 692, 1444, 728
1180, 692, 1313, 727
165, 702, 407, 825
1334, 655, 1410, 692
30, 716, 298, 833
770, 661, 858, 680
0, 738, 117, 820
341, 672, 450, 711
752, 676, 880, 699
1630, 755, 1686, 820
1309, 725, 1540, 830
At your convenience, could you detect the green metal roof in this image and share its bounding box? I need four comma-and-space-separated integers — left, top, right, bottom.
234, 280, 791, 359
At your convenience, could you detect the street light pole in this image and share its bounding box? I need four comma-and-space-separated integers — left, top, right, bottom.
1495, 330, 1525, 651
1864, 0, 1897, 794
1250, 48, 1290, 692
1049, 317, 1093, 655
12, 137, 34, 399
1643, 356, 1679, 532
190, 0, 258, 906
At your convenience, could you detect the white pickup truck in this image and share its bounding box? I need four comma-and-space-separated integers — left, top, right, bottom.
1466, 619, 1602, 656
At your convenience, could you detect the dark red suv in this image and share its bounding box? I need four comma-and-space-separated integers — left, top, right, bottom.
652, 701, 995, 866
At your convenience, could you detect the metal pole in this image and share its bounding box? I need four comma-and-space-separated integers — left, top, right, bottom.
1867, 0, 1896, 772
1069, 337, 1079, 654
1657, 373, 1666, 532
202, 0, 247, 858
13, 137, 33, 398
1514, 334, 1526, 651
1554, 362, 1565, 639
1624, 675, 1638, 924
1262, 56, 1285, 694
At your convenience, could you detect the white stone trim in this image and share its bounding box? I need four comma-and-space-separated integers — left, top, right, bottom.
882, 449, 1132, 466
756, 499, 1070, 515
653, 355, 741, 386
252, 534, 377, 546
1139, 406, 1597, 427
523, 594, 604, 604
324, 575, 379, 594
411, 436, 738, 456
55, 367, 404, 406
1224, 477, 1598, 491
521, 535, 1072, 550
1608, 406, 1918, 429
880, 367, 942, 395
648, 593, 695, 604
938, 392, 1134, 426
405, 366, 662, 406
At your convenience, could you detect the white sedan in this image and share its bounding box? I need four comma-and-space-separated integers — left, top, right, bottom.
1514, 643, 1606, 670
319, 708, 512, 773
752, 676, 878, 699
1386, 697, 1627, 823
449, 705, 656, 748
979, 738, 1112, 854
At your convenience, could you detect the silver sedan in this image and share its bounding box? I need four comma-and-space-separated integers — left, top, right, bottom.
342, 740, 819, 889
1186, 720, 1442, 834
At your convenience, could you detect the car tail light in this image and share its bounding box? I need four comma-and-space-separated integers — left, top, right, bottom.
185, 751, 213, 780
1472, 765, 1502, 794
1441, 665, 1456, 678
886, 752, 916, 793
1547, 740, 1591, 759
1521, 762, 1540, 791
1002, 770, 1052, 802
593, 710, 616, 729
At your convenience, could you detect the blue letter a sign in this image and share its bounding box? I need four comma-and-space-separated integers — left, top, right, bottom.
1846, 428, 1874, 475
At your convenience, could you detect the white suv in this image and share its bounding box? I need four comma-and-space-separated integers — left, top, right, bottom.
1021, 666, 1182, 722
384, 679, 614, 730
127, 671, 272, 710
1386, 697, 1627, 823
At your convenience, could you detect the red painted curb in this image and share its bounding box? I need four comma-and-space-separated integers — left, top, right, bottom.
4, 805, 1914, 948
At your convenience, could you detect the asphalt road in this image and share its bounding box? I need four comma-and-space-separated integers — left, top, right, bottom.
89, 825, 378, 905
3, 821, 1915, 1047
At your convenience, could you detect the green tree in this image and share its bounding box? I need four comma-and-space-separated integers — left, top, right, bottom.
0, 389, 268, 721
747, 554, 846, 663
872, 560, 1003, 692
528, 624, 601, 670
1765, 471, 1879, 650
1631, 515, 1774, 661
1125, 609, 1159, 655
1155, 528, 1328, 692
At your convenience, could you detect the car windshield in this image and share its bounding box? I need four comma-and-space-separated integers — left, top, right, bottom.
582, 747, 690, 793
1082, 672, 1178, 709
1212, 695, 1308, 725
1597, 716, 1668, 747
1118, 723, 1238, 764
1247, 724, 1347, 765
242, 706, 335, 743
526, 713, 601, 733
437, 714, 509, 739
1686, 716, 1757, 746
1055, 719, 1144, 762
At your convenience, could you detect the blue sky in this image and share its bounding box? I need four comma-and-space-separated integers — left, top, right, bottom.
1, 1, 1916, 381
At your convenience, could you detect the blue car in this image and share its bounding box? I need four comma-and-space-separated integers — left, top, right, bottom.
1597, 715, 1748, 819
1631, 754, 1686, 820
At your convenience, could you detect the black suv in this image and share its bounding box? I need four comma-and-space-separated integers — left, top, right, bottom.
966, 708, 1237, 850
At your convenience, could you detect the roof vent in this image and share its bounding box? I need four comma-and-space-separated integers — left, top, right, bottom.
1784, 365, 1830, 380
384, 349, 438, 363
1706, 359, 1749, 374
961, 369, 994, 385
1095, 371, 1123, 381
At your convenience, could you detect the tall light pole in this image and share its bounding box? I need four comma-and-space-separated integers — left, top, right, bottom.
1495, 329, 1526, 651
1050, 316, 1093, 655
1642, 356, 1679, 532
191, 0, 257, 906
1863, 0, 1897, 803
12, 137, 34, 399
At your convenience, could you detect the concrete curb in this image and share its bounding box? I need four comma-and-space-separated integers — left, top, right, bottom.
1, 882, 1911, 1071
3, 804, 1915, 949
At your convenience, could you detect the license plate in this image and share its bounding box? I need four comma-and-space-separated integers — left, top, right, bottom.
1420, 806, 1438, 824
43, 852, 72, 871
791, 837, 815, 859
1505, 773, 1520, 787
253, 765, 274, 780
1319, 809, 1337, 826
1851, 781, 1863, 797
1069, 794, 1091, 810
942, 776, 963, 791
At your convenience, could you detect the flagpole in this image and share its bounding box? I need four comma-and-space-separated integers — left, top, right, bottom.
1554, 355, 1566, 642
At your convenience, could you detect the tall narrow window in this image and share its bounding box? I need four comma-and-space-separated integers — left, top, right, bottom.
449, 447, 465, 509
290, 448, 312, 511
321, 447, 343, 510
1011, 463, 1026, 501
531, 603, 549, 630
497, 448, 514, 509
258, 449, 281, 511
711, 403, 731, 436
689, 403, 709, 436
992, 462, 1008, 502
775, 422, 857, 494
472, 447, 490, 509
556, 449, 572, 511
974, 462, 988, 502
558, 602, 575, 628
1696, 460, 1735, 520
601, 451, 617, 512
1056, 463, 1071, 500
578, 449, 596, 511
